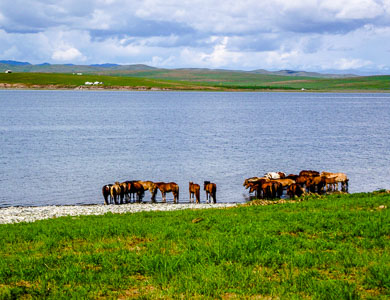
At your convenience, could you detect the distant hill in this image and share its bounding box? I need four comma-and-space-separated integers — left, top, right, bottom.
0, 60, 360, 78
0, 60, 31, 66
250, 69, 358, 78
0, 61, 157, 73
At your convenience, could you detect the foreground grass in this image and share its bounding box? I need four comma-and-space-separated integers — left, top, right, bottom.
0, 192, 389, 299
1, 72, 390, 91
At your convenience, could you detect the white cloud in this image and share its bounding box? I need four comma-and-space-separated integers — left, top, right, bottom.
0, 0, 389, 74
321, 0, 383, 19
333, 58, 373, 70
52, 47, 85, 61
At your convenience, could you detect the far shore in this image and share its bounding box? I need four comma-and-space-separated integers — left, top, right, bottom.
1, 82, 389, 93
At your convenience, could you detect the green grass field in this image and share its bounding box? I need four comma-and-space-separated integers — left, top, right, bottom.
1, 71, 389, 91
0, 192, 389, 299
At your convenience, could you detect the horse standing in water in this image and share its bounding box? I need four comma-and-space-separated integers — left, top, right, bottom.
153, 182, 180, 203
110, 182, 122, 205
102, 184, 113, 205
189, 182, 200, 203
138, 181, 158, 202
204, 181, 217, 203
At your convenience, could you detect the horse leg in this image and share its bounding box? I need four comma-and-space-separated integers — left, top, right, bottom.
151, 189, 157, 203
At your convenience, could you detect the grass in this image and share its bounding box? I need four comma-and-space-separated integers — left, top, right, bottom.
0, 192, 389, 299
1, 71, 389, 91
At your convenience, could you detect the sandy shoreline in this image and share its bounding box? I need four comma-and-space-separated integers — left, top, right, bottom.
0, 203, 238, 225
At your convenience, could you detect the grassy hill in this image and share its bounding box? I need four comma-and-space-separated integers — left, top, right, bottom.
0, 62, 390, 91
0, 192, 389, 299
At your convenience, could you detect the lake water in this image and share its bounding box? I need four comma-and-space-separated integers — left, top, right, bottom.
0, 90, 389, 207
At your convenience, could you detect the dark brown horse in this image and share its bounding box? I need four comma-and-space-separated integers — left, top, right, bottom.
102, 184, 113, 205
153, 182, 180, 203
125, 181, 145, 203
189, 182, 200, 204
299, 170, 320, 177
204, 181, 216, 203
287, 183, 305, 199
306, 176, 325, 193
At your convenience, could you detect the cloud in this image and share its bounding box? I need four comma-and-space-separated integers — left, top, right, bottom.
52, 47, 85, 61
0, 0, 389, 74
333, 58, 373, 70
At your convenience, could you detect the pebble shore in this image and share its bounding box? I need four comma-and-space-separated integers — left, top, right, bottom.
0, 203, 238, 224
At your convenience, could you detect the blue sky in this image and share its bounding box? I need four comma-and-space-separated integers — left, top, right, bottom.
1, 0, 390, 75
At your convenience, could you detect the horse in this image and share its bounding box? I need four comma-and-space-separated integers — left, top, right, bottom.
119, 182, 129, 204
243, 177, 264, 189
189, 182, 200, 203
299, 170, 320, 177
138, 181, 157, 202
321, 172, 349, 192
306, 176, 325, 193
320, 174, 338, 192
125, 181, 145, 203
204, 181, 216, 203
110, 182, 121, 205
270, 178, 295, 188
286, 174, 299, 181
264, 172, 281, 180
287, 183, 305, 199
153, 182, 179, 203
269, 178, 295, 198
102, 184, 113, 205
258, 181, 277, 199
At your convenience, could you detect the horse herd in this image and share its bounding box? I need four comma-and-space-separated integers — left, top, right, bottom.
102, 170, 348, 204
102, 180, 216, 205
244, 170, 349, 200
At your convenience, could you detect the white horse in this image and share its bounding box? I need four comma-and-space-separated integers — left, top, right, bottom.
264, 172, 281, 179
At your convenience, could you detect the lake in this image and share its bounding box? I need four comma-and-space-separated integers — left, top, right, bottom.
0, 90, 389, 207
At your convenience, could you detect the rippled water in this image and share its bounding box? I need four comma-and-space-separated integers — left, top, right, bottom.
0, 90, 389, 207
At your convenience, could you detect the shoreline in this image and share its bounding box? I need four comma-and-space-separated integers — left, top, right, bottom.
0, 203, 238, 225
1, 83, 389, 93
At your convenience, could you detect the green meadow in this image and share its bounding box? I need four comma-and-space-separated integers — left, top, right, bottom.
0, 192, 389, 299
1, 71, 389, 91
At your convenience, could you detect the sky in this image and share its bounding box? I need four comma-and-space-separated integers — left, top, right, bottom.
1, 0, 390, 75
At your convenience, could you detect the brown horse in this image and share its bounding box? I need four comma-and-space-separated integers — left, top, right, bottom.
119, 182, 129, 204
270, 178, 295, 188
110, 182, 121, 205
287, 183, 305, 199
204, 181, 216, 203
321, 172, 349, 192
125, 181, 145, 203
138, 181, 157, 202
243, 177, 264, 189
244, 177, 269, 191
299, 170, 320, 177
153, 182, 180, 203
189, 182, 200, 204
286, 174, 299, 181
306, 176, 325, 193
259, 181, 276, 199
102, 184, 113, 205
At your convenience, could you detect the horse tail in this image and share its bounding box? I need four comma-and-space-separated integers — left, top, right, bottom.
196, 188, 200, 203
177, 186, 179, 203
